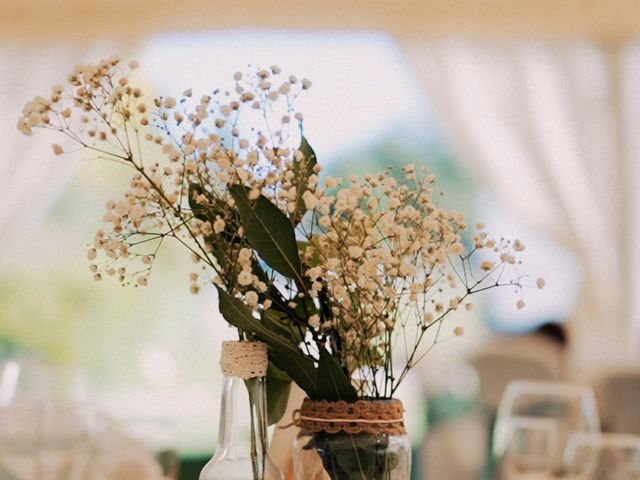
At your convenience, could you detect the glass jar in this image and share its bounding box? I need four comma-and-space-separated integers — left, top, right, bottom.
200, 341, 283, 480
292, 398, 411, 480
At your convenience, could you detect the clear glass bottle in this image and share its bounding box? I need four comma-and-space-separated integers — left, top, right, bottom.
200, 341, 283, 480
292, 398, 412, 480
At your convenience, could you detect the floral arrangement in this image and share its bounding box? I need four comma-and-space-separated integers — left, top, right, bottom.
18, 58, 542, 424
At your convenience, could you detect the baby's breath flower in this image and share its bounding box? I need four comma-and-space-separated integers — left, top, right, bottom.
514, 239, 525, 251
237, 270, 253, 286
213, 218, 225, 234
163, 97, 176, 108
480, 261, 494, 271
302, 190, 318, 210
309, 314, 320, 328
451, 242, 464, 255
245, 291, 259, 307
319, 216, 331, 228
500, 254, 516, 264
279, 83, 291, 95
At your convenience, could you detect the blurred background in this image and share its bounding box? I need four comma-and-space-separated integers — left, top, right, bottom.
1, 1, 640, 479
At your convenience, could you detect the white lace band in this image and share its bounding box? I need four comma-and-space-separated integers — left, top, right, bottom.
220, 340, 268, 379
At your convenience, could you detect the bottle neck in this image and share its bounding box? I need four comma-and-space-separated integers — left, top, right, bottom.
215, 375, 269, 462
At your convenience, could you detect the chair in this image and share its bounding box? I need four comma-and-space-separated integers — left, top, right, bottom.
471, 353, 557, 413
602, 370, 640, 435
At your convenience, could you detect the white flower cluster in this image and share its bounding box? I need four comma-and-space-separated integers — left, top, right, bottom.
302, 166, 466, 370
18, 59, 314, 296
20, 59, 543, 399
294, 166, 542, 390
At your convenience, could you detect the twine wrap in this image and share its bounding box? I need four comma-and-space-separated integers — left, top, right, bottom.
220, 340, 268, 379
294, 398, 406, 435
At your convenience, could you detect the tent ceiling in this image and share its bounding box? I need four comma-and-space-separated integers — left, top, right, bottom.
2, 0, 640, 43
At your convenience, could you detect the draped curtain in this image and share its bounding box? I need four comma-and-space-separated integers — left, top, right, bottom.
404, 39, 640, 374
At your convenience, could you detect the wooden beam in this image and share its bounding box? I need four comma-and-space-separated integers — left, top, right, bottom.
1, 0, 639, 43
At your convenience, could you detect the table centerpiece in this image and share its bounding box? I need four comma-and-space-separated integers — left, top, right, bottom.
18, 58, 542, 480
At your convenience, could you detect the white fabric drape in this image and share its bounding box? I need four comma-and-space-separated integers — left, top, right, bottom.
404, 39, 640, 374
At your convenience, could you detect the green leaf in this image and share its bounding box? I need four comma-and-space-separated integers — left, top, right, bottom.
291, 136, 318, 225
250, 259, 290, 313
262, 309, 304, 345
269, 348, 318, 398
217, 288, 318, 397
264, 284, 292, 313
266, 361, 292, 425
217, 288, 299, 356
188, 183, 209, 222
314, 431, 387, 478
300, 136, 317, 165
315, 348, 357, 401
229, 185, 303, 284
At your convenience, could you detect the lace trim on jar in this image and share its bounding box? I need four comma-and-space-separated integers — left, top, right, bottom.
294, 398, 406, 435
